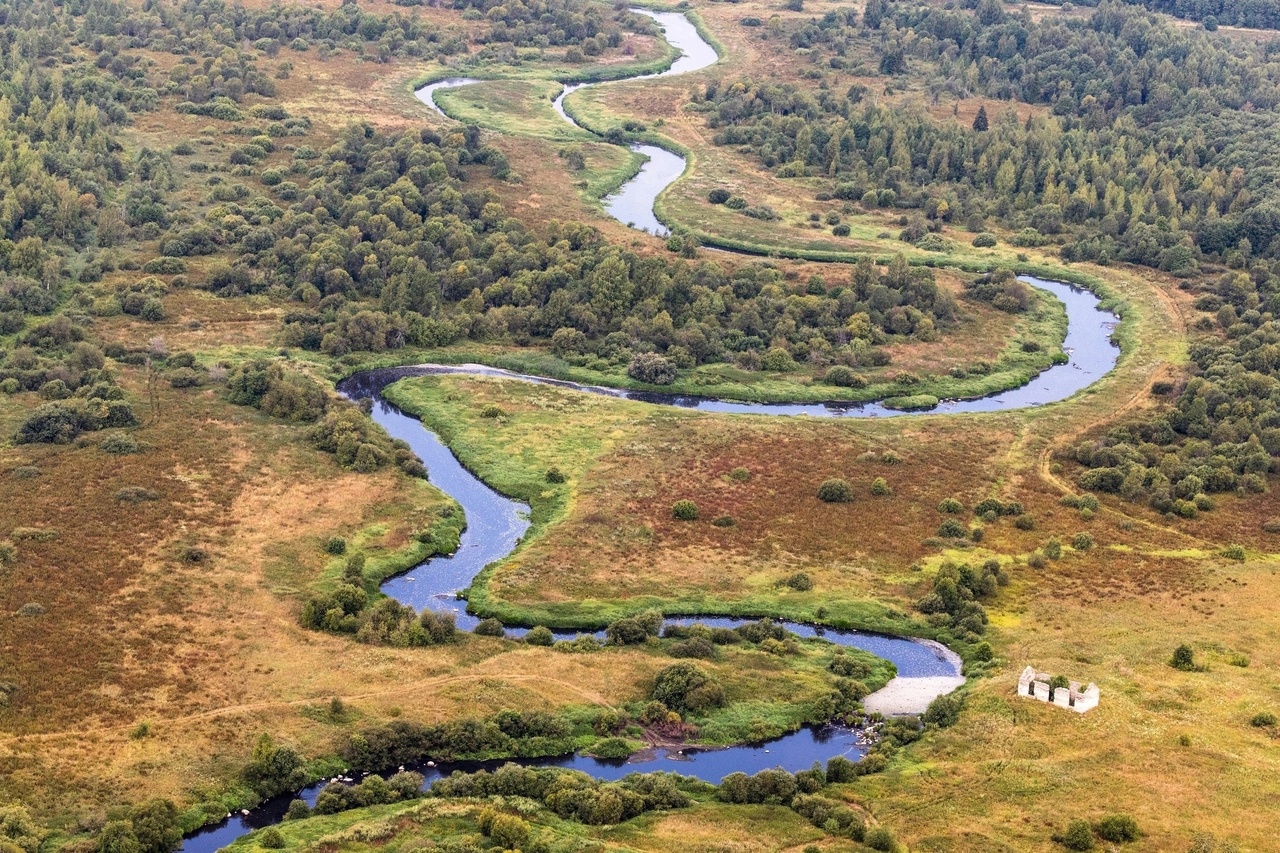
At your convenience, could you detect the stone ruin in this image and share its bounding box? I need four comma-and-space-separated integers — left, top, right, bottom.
1017, 666, 1100, 713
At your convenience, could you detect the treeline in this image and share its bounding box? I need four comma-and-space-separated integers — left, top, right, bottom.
718, 0, 1280, 271
1121, 0, 1280, 29
1031, 0, 1280, 30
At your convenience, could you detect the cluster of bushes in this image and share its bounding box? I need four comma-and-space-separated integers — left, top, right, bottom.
93, 800, 185, 853
915, 560, 1005, 650
1057, 814, 1140, 850
430, 764, 691, 826
308, 771, 425, 814
3, 322, 139, 443
300, 577, 459, 646
226, 359, 328, 422
344, 709, 591, 768
310, 406, 427, 477
650, 663, 726, 715
225, 359, 426, 477
964, 270, 1034, 314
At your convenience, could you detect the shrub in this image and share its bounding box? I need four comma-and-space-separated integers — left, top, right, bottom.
487, 814, 530, 850
325, 537, 347, 555
258, 828, 285, 849
670, 637, 716, 659
707, 188, 731, 204
1060, 819, 1095, 850
784, 572, 813, 591
1170, 644, 1198, 671
590, 737, 635, 759
672, 499, 699, 520
1072, 532, 1094, 551
818, 478, 852, 503
1222, 544, 1245, 561
1250, 711, 1277, 727
870, 477, 891, 496
473, 618, 505, 637
116, 486, 160, 503
923, 692, 963, 727
825, 365, 866, 388
100, 434, 140, 455
284, 800, 310, 821
1028, 552, 1047, 569
881, 450, 903, 464
651, 662, 725, 714
1045, 538, 1063, 559
832, 223, 851, 237
480, 404, 504, 419
865, 827, 896, 851
729, 467, 751, 481
937, 519, 966, 538
1094, 815, 1139, 843
711, 515, 735, 527
525, 626, 554, 646
972, 232, 997, 248
545, 466, 566, 483
1014, 515, 1036, 530
627, 352, 677, 385
938, 498, 964, 514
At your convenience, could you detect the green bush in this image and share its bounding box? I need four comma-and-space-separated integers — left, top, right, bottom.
627, 352, 677, 385
1222, 544, 1245, 561
818, 478, 852, 503
938, 497, 964, 514
870, 477, 891, 496
1094, 815, 1140, 843
672, 499, 699, 520
1060, 819, 1095, 850
865, 827, 896, 851
922, 692, 963, 727
284, 799, 310, 821
1072, 532, 1094, 551
972, 232, 998, 247
325, 537, 347, 555
473, 618, 505, 637
825, 365, 866, 388
258, 828, 285, 849
708, 188, 731, 204
1045, 538, 1063, 559
545, 466, 566, 483
729, 467, 751, 481
525, 626, 554, 646
1170, 644, 1198, 671
711, 515, 735, 527
784, 572, 813, 591
1249, 711, 1276, 727
651, 662, 725, 714
480, 404, 505, 418
590, 737, 634, 759
936, 519, 966, 538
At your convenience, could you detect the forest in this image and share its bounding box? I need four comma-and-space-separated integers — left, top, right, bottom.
2, 0, 1280, 850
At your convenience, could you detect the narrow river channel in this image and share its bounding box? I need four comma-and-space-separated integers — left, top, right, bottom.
179, 12, 1125, 851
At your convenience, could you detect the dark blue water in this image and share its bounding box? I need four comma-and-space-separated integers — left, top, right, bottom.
181, 723, 869, 853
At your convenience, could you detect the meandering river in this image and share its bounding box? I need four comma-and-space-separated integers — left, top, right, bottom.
178, 13, 1127, 852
